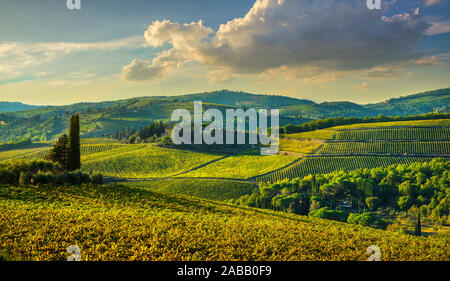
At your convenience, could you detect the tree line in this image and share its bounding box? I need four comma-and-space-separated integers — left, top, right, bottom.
280, 112, 450, 134
233, 158, 449, 230
110, 121, 166, 143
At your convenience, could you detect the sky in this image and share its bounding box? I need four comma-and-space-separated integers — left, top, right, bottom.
0, 0, 449, 105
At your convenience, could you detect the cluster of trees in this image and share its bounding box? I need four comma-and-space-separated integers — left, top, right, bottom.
46, 115, 80, 171
0, 160, 102, 186
280, 112, 450, 134
0, 113, 64, 142
111, 121, 166, 143
233, 158, 449, 227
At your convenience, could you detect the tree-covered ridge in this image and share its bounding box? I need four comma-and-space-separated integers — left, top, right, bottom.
0, 88, 448, 142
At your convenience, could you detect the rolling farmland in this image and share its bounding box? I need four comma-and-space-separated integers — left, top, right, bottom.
126, 179, 257, 201
266, 121, 450, 183
176, 154, 298, 179
1, 184, 448, 261
81, 146, 223, 178
1, 143, 128, 162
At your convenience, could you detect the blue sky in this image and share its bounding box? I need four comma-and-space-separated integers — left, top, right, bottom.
0, 0, 449, 105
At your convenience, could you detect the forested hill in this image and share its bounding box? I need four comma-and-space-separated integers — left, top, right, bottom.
366, 88, 450, 116
0, 88, 448, 142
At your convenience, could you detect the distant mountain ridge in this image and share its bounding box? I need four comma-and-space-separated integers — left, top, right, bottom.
0, 102, 41, 112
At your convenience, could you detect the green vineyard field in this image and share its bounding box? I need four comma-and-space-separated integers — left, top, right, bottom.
125, 179, 257, 201
81, 146, 223, 178
255, 156, 440, 183
334, 127, 450, 141
177, 154, 298, 179
318, 141, 450, 155
1, 184, 448, 261
4, 143, 128, 162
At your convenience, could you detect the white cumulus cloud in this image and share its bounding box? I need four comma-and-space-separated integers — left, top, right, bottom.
122, 0, 431, 82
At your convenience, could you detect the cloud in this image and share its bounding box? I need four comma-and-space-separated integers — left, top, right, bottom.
0, 36, 145, 76
413, 56, 442, 65
121, 21, 213, 81
123, 0, 430, 82
353, 82, 369, 91
426, 19, 450, 35
425, 0, 441, 7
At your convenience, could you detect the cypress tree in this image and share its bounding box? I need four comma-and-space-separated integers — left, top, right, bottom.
68, 114, 81, 171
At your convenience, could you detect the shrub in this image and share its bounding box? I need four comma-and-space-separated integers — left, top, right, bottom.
308, 207, 347, 222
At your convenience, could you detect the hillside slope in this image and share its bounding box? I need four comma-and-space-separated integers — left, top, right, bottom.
0, 184, 448, 261
1, 88, 448, 142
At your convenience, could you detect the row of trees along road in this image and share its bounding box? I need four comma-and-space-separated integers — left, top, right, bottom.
46, 115, 81, 171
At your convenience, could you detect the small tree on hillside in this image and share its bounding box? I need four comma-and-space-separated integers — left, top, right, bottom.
46, 134, 69, 169
68, 114, 81, 171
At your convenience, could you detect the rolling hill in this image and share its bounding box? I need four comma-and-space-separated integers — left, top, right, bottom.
0, 183, 448, 261
0, 88, 448, 142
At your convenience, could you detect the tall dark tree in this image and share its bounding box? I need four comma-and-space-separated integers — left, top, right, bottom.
46, 134, 69, 169
415, 209, 422, 236
68, 114, 81, 171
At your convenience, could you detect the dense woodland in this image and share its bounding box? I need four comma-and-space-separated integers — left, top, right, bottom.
233, 158, 449, 230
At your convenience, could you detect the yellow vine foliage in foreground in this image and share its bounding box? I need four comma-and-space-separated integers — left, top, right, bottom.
0, 184, 448, 261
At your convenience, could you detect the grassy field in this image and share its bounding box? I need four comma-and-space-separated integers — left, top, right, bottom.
279, 139, 322, 154
177, 154, 298, 179
125, 179, 256, 201
81, 146, 223, 178
0, 184, 448, 261
318, 141, 450, 155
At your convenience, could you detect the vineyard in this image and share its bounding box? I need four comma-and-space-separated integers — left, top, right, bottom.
318, 141, 450, 155
125, 179, 256, 201
334, 127, 450, 141
279, 139, 322, 154
0, 184, 448, 261
81, 146, 223, 178
255, 156, 438, 183
1, 143, 128, 162
177, 154, 298, 179
0, 146, 50, 162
